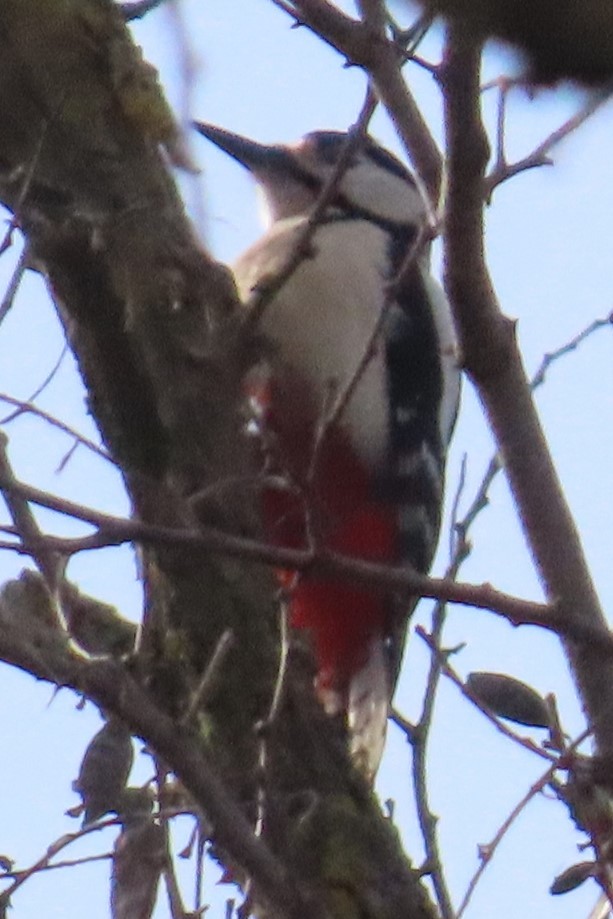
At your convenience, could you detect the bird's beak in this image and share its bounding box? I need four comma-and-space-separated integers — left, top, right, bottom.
193, 122, 280, 171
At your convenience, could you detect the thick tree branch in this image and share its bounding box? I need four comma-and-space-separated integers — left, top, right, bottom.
0, 4, 441, 917
0, 602, 322, 919
441, 22, 613, 755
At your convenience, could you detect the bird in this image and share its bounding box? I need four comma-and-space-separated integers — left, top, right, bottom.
195, 121, 461, 778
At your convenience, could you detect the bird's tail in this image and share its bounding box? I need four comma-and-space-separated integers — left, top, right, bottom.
346, 635, 390, 781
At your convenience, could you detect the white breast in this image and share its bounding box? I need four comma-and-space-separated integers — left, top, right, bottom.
234, 216, 392, 469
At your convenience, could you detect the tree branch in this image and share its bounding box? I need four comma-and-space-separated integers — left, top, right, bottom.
275, 0, 443, 204
0, 470, 570, 634
441, 21, 613, 755
0, 6, 443, 917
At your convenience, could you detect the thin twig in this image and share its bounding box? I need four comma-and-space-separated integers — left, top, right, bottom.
0, 433, 63, 590
417, 626, 558, 762
0, 817, 120, 905
182, 629, 235, 725
273, 0, 442, 206
402, 309, 612, 916
194, 830, 206, 914
0, 246, 29, 325
409, 456, 471, 919
531, 312, 613, 390
0, 472, 573, 637
485, 86, 613, 197
451, 309, 613, 564
0, 851, 112, 880
314, 223, 430, 473
1, 344, 68, 424
254, 598, 290, 843
242, 87, 378, 333
456, 728, 592, 918
156, 759, 188, 919
0, 392, 112, 463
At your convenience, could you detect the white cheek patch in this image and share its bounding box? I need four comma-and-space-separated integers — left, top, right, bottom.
340, 161, 426, 227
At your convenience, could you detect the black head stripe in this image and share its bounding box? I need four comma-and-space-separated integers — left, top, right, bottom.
305, 131, 416, 188
364, 141, 417, 187
304, 131, 352, 165
288, 132, 419, 231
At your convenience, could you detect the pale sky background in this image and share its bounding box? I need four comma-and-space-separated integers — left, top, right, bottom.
1, 2, 612, 917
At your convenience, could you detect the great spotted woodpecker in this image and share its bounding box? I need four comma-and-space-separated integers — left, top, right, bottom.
195, 123, 461, 777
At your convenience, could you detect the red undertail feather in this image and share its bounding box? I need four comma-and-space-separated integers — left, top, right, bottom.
256, 387, 396, 777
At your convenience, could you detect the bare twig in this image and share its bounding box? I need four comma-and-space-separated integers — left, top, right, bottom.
0, 852, 112, 879
485, 86, 613, 197
0, 646, 326, 919
0, 245, 28, 325
1, 344, 68, 425
404, 309, 611, 917
531, 312, 613, 390
0, 392, 112, 463
182, 629, 235, 725
168, 0, 207, 231
0, 433, 63, 590
156, 759, 189, 919
450, 309, 613, 570
306, 223, 430, 496
409, 458, 471, 919
0, 471, 574, 637
417, 627, 558, 763
254, 597, 290, 846
243, 87, 378, 332
442, 21, 613, 758
0, 816, 120, 906
273, 0, 442, 205
456, 729, 592, 918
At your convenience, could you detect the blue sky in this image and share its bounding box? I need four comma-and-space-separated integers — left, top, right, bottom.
1, 2, 612, 917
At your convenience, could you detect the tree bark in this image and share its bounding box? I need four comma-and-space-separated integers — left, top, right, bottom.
0, 3, 438, 917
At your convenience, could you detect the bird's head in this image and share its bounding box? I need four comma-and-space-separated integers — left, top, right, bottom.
194, 123, 426, 230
